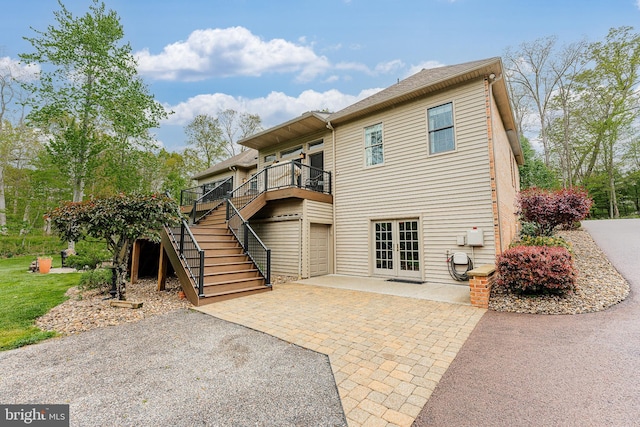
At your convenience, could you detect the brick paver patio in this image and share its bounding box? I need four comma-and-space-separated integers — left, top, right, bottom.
197, 282, 484, 427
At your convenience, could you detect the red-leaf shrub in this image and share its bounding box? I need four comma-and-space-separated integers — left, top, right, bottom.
495, 246, 576, 294
518, 187, 593, 236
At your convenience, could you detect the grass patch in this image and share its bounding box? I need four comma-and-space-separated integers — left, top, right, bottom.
0, 255, 80, 351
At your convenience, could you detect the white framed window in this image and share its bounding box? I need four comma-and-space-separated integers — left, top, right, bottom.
428, 102, 455, 154
264, 153, 276, 163
308, 139, 324, 151
364, 123, 383, 166
281, 146, 303, 159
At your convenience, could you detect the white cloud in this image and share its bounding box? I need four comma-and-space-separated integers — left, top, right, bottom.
136, 26, 330, 82
335, 59, 405, 76
637, 0, 640, 10
405, 60, 446, 78
0, 56, 40, 81
374, 60, 405, 74
163, 87, 381, 129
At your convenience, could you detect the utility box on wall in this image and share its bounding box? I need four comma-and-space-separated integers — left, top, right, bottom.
467, 227, 484, 246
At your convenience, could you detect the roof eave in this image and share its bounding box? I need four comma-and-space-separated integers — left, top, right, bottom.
239, 111, 330, 150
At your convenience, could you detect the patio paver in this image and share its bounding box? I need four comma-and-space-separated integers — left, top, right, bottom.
197, 282, 484, 427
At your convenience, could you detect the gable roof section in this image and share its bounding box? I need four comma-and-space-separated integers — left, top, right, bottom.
192, 148, 258, 180
239, 57, 522, 163
329, 57, 500, 123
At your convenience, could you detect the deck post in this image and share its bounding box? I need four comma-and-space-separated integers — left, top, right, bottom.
157, 242, 168, 291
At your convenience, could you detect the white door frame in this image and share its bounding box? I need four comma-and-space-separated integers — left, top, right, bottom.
372, 219, 422, 279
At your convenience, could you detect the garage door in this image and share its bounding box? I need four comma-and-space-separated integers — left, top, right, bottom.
310, 224, 329, 277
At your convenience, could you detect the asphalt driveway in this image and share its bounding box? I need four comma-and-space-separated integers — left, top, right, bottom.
0, 310, 346, 426
413, 219, 640, 426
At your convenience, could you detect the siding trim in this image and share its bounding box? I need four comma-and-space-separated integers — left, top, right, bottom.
485, 78, 501, 255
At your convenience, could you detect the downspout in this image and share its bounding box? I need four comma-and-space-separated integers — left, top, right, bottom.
327, 120, 337, 274
299, 217, 303, 279
488, 74, 503, 254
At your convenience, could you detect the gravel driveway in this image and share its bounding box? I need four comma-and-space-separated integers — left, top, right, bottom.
413, 219, 640, 427
0, 310, 346, 426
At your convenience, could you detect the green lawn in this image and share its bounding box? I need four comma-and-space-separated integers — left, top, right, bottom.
0, 255, 80, 351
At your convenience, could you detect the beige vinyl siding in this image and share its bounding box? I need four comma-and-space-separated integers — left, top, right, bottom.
304, 200, 333, 223
251, 220, 301, 277
334, 80, 496, 285
251, 199, 303, 277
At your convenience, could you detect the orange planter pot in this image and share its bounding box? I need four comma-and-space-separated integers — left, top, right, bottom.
38, 257, 52, 274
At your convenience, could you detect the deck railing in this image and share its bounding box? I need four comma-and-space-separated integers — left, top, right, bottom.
190, 177, 233, 223
226, 199, 271, 286
180, 177, 234, 208
227, 161, 331, 212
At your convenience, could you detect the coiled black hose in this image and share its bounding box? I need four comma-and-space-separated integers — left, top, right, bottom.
447, 254, 473, 281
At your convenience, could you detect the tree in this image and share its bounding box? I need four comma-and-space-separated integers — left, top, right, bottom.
184, 114, 225, 169
546, 40, 588, 188
518, 136, 559, 189
47, 193, 180, 300
19, 0, 168, 205
184, 109, 263, 167
0, 57, 33, 229
217, 109, 262, 157
572, 26, 640, 218
505, 37, 585, 168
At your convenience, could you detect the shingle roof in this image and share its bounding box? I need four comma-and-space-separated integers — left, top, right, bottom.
328, 57, 502, 124
235, 57, 521, 162
191, 148, 258, 180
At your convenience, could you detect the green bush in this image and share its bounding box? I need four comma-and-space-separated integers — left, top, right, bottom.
65, 239, 110, 270
511, 235, 573, 254
519, 221, 540, 238
78, 268, 113, 292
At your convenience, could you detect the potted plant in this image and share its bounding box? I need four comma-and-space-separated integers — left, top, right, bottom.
37, 256, 53, 274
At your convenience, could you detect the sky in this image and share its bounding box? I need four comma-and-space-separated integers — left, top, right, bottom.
1, 0, 639, 152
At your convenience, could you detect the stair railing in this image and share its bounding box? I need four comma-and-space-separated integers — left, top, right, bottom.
165, 193, 206, 297
191, 176, 233, 223
226, 199, 271, 286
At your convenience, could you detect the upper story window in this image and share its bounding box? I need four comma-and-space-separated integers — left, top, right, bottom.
308, 140, 324, 151
428, 102, 455, 154
364, 123, 383, 166
264, 154, 276, 163
281, 146, 303, 159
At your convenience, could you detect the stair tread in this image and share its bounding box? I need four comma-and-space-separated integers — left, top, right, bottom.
205, 268, 258, 275
203, 276, 264, 286
202, 285, 270, 298
204, 261, 253, 267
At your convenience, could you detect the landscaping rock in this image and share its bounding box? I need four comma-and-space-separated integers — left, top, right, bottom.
489, 229, 630, 314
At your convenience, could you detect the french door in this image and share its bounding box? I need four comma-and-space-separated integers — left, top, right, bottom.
373, 219, 421, 279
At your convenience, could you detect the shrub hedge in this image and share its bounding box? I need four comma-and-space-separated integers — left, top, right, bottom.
495, 245, 576, 294
511, 235, 573, 254
518, 187, 593, 236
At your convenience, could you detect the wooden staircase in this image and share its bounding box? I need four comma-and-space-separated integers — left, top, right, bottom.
162, 205, 271, 306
